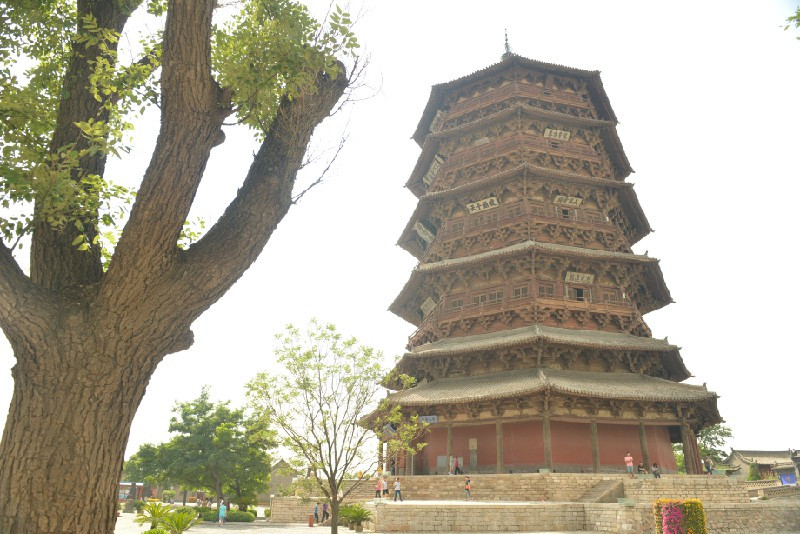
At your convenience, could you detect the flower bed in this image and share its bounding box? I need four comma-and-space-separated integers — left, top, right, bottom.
653, 498, 707, 534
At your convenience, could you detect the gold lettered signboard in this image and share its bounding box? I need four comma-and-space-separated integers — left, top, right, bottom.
544, 128, 571, 141
553, 195, 583, 207
565, 271, 595, 284
466, 196, 500, 214
413, 221, 435, 244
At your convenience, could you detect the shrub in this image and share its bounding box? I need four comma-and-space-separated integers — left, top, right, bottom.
264, 508, 271, 518
172, 506, 198, 517
134, 500, 147, 513
160, 510, 203, 534
162, 489, 177, 502
143, 530, 169, 534
653, 498, 707, 534
200, 510, 218, 522
123, 501, 136, 513
348, 504, 372, 526
227, 510, 256, 522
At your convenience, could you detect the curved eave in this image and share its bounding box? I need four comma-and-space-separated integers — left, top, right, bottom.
618, 187, 652, 245
413, 54, 617, 145
405, 138, 442, 198
389, 241, 669, 324
386, 368, 716, 407
397, 199, 434, 259
390, 323, 690, 383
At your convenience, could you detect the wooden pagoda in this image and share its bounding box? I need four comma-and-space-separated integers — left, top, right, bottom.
382, 54, 720, 475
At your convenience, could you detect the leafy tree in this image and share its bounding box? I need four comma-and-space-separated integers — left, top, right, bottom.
0, 1, 355, 531
124, 442, 176, 492
672, 424, 733, 473
246, 320, 426, 534
127, 388, 275, 508
747, 462, 761, 481
786, 5, 800, 38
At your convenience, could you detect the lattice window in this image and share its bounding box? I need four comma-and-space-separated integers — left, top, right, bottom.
449, 298, 464, 309
601, 289, 619, 303
513, 285, 529, 300
538, 283, 555, 298
566, 286, 590, 302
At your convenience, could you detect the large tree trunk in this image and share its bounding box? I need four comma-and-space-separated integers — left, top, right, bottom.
0, 0, 348, 531
0, 336, 162, 532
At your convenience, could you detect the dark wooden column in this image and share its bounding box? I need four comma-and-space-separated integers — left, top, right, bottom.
680, 421, 700, 474
590, 419, 600, 473
496, 420, 504, 473
543, 414, 552, 469
638, 420, 650, 469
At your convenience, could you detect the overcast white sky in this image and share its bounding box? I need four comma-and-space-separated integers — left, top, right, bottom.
1, 0, 799, 460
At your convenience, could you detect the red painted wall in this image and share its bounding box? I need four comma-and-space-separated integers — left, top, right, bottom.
420, 427, 448, 474
646, 425, 678, 471
551, 420, 592, 466
504, 420, 544, 466
453, 424, 496, 470
597, 422, 642, 468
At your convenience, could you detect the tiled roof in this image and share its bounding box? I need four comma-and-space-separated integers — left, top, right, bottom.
407, 323, 678, 356
387, 368, 716, 406
729, 450, 799, 466
413, 54, 617, 145
389, 241, 672, 323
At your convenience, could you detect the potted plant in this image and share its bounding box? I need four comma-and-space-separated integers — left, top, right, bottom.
348, 504, 372, 533
338, 504, 354, 529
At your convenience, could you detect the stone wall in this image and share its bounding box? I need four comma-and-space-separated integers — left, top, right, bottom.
373, 501, 800, 534
392, 473, 749, 503
374, 501, 585, 532
622, 475, 749, 504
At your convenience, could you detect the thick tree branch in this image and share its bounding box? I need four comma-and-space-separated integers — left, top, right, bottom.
102, 0, 231, 304
177, 67, 348, 316
30, 0, 143, 290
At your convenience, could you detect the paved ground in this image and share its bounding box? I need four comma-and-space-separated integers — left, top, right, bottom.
113, 513, 599, 534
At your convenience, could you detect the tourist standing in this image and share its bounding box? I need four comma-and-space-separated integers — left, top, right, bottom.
704, 457, 713, 476
624, 452, 634, 478
449, 454, 455, 475
454, 456, 461, 475
375, 478, 382, 498
393, 477, 403, 501
218, 501, 227, 527
652, 463, 661, 478
382, 476, 389, 497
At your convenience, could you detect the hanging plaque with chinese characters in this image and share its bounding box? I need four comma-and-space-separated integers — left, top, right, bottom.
413, 221, 435, 244
544, 128, 571, 141
420, 297, 438, 317
466, 196, 500, 214
423, 155, 445, 185
553, 195, 583, 207
565, 271, 595, 284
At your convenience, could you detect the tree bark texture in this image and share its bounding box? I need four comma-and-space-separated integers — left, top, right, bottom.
0, 0, 348, 532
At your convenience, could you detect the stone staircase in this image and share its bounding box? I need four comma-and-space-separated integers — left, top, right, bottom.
577, 479, 623, 503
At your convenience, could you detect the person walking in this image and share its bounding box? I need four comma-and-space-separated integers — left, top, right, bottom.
464, 476, 471, 500
218, 500, 227, 527
382, 476, 389, 498
454, 456, 461, 475
322, 502, 329, 522
375, 478, 382, 498
314, 502, 320, 524
448, 454, 455, 475
393, 477, 403, 501
624, 452, 634, 478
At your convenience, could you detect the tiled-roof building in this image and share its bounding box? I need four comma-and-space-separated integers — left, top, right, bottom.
726, 449, 800, 483
382, 53, 721, 475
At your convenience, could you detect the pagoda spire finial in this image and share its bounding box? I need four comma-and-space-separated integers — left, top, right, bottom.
503, 29, 512, 58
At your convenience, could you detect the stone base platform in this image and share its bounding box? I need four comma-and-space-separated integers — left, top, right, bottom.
369, 499, 800, 534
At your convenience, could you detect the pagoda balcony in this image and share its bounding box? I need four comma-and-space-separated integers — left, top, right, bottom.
441, 83, 594, 129
408, 293, 637, 348
442, 132, 601, 174
436, 200, 615, 242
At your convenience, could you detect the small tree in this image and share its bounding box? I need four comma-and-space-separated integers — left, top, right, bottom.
672, 424, 733, 473
747, 462, 761, 481
246, 321, 426, 534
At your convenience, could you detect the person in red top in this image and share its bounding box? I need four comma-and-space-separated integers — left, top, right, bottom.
624, 452, 634, 478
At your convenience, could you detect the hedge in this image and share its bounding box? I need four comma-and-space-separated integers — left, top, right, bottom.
653, 498, 707, 534
143, 530, 169, 534
200, 510, 256, 523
